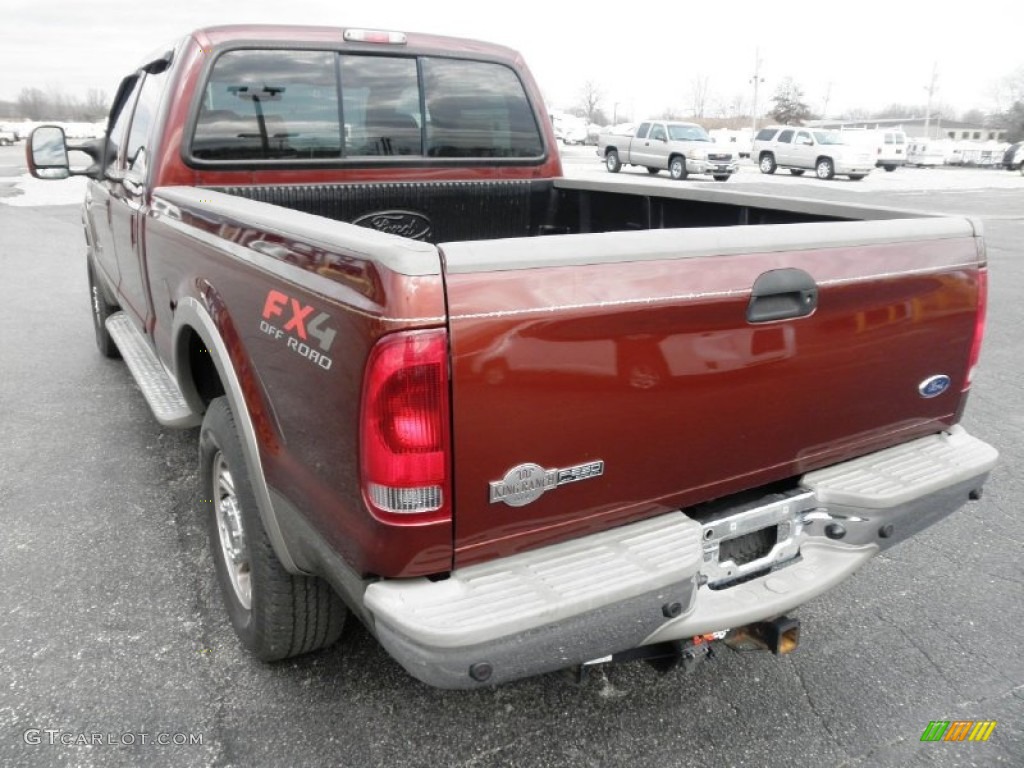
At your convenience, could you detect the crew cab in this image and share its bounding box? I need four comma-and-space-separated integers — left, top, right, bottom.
27, 25, 996, 689
599, 120, 739, 180
753, 126, 875, 180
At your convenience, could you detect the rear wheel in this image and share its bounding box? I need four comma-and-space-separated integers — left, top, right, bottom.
605, 150, 621, 173
759, 153, 777, 174
200, 397, 346, 661
87, 258, 120, 359
789, 169, 805, 176
849, 174, 866, 181
713, 175, 730, 182
815, 157, 835, 180
646, 167, 660, 175
669, 156, 688, 180
884, 164, 897, 172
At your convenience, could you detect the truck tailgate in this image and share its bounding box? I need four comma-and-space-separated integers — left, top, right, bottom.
440, 218, 985, 567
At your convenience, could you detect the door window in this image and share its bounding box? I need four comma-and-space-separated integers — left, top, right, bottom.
777, 129, 794, 143
123, 69, 169, 178
649, 124, 666, 141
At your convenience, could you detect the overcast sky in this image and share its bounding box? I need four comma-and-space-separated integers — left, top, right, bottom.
1, 0, 1020, 121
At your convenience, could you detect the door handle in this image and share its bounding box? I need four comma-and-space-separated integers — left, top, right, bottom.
746, 268, 818, 323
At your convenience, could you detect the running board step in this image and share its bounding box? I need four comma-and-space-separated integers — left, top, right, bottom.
105, 313, 200, 428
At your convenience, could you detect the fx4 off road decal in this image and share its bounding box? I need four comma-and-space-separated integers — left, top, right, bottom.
259, 289, 336, 370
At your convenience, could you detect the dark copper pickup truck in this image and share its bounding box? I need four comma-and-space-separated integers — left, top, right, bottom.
28, 25, 997, 688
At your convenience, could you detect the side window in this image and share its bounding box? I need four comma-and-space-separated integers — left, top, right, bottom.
794, 131, 810, 144
777, 129, 794, 143
193, 50, 341, 160
123, 69, 168, 178
422, 58, 542, 158
341, 55, 421, 157
755, 128, 776, 141
635, 123, 650, 139
106, 76, 143, 171
649, 124, 666, 141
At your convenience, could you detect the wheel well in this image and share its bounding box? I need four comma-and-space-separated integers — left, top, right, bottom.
816, 155, 833, 166
181, 327, 225, 409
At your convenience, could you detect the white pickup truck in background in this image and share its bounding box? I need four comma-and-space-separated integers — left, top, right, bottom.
599, 120, 739, 181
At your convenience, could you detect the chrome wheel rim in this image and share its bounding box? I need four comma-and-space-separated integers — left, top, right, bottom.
817, 161, 831, 179
760, 157, 772, 172
214, 452, 251, 609
606, 154, 617, 170
671, 159, 683, 178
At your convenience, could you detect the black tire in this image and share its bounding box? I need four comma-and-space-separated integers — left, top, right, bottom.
200, 397, 346, 661
605, 150, 621, 173
884, 165, 897, 172
789, 169, 805, 176
669, 156, 688, 180
87, 257, 121, 359
646, 167, 660, 175
815, 157, 835, 180
713, 175, 730, 182
759, 153, 777, 174
849, 174, 866, 181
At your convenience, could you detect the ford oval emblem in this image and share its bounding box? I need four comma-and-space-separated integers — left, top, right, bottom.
352, 210, 433, 241
918, 374, 951, 398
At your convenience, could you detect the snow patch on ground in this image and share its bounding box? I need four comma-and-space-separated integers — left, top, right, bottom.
0, 174, 88, 207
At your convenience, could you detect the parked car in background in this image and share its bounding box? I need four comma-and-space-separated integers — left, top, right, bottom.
1002, 141, 1023, 171
0, 127, 17, 146
598, 120, 739, 180
752, 126, 874, 180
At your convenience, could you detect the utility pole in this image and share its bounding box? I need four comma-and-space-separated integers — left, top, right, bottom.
750, 48, 765, 135
923, 63, 938, 139
821, 81, 832, 120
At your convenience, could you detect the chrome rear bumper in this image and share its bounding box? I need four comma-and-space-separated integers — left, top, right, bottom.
364, 426, 997, 688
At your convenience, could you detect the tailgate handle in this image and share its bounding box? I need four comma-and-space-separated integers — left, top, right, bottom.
747, 269, 818, 323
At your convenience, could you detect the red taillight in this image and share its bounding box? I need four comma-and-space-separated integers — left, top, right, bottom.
361, 329, 450, 518
964, 268, 988, 390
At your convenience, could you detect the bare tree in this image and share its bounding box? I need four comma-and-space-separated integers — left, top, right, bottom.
81, 89, 110, 121
17, 87, 48, 120
688, 73, 711, 119
578, 81, 604, 125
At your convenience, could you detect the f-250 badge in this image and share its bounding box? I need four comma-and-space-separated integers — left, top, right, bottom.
489, 461, 605, 507
259, 289, 337, 370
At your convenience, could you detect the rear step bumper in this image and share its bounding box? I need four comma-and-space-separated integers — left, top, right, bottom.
364, 427, 997, 688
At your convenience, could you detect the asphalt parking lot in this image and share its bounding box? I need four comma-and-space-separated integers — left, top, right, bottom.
1, 142, 1021, 767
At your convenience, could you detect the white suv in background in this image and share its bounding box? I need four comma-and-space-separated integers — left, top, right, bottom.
752, 126, 875, 180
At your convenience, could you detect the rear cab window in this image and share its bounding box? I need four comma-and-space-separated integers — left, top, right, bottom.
190, 48, 544, 164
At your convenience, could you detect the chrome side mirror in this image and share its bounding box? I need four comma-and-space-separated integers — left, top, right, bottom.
28, 126, 70, 179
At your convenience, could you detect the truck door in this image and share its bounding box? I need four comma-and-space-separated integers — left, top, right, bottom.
89, 75, 143, 300
640, 122, 668, 168
108, 68, 168, 329
628, 122, 651, 165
